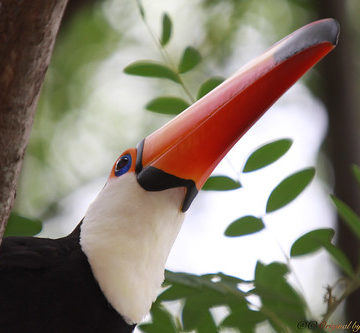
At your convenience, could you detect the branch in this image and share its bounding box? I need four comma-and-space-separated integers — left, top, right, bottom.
0, 0, 69, 243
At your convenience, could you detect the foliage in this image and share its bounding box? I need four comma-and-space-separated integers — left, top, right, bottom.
124, 4, 360, 332
5, 1, 360, 332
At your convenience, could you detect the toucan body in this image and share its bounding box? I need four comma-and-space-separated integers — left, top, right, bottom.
0, 19, 339, 332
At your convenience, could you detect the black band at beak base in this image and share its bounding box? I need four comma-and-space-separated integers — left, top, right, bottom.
135, 139, 198, 212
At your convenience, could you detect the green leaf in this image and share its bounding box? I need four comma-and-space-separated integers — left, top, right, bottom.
182, 301, 217, 332
266, 167, 315, 213
243, 139, 292, 173
321, 242, 354, 277
197, 77, 225, 100
222, 308, 266, 332
161, 270, 250, 304
4, 213, 42, 237
137, 324, 158, 333
160, 13, 172, 46
352, 164, 360, 187
254, 262, 306, 331
290, 228, 335, 257
196, 310, 218, 333
291, 227, 354, 276
256, 261, 289, 280
138, 303, 177, 333
225, 216, 264, 237
202, 176, 241, 191
330, 195, 360, 240
145, 96, 189, 115
159, 271, 255, 332
151, 304, 177, 331
178, 47, 202, 73
124, 61, 180, 83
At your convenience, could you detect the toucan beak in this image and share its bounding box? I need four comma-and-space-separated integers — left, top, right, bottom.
135, 18, 339, 212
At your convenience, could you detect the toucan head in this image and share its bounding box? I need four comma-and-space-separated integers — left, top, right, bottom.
81, 19, 339, 325
108, 18, 339, 212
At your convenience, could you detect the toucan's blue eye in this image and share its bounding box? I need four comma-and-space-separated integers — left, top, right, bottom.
114, 154, 132, 177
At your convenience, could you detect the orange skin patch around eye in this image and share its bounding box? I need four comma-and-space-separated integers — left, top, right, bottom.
109, 148, 137, 179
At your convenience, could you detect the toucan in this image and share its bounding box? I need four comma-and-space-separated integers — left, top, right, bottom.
0, 19, 339, 332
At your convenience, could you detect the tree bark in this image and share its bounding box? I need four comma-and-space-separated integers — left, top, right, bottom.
316, 0, 360, 320
0, 1, 68, 243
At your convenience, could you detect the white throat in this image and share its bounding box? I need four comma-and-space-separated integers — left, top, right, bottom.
80, 173, 185, 324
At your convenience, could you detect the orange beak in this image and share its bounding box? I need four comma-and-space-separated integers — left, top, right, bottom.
135, 18, 339, 212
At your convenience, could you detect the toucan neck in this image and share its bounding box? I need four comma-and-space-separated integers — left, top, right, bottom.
79, 173, 185, 324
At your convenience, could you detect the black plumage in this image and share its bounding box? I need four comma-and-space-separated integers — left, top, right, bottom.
0, 224, 135, 333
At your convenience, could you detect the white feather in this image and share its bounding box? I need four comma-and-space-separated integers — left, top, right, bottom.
80, 173, 185, 324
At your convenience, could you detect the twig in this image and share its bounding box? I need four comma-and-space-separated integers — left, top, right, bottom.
134, 0, 195, 103
322, 268, 360, 321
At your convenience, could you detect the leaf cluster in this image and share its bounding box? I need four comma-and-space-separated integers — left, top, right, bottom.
218, 139, 314, 238
124, 9, 224, 114
139, 262, 309, 332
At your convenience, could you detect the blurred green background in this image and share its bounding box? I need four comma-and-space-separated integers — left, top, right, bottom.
15, 0, 360, 219
14, 0, 321, 218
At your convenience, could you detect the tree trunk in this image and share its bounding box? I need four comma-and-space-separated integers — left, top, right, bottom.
0, 1, 68, 243
316, 0, 360, 320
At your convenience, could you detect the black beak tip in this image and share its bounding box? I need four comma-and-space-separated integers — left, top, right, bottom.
274, 18, 340, 64
322, 18, 340, 46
